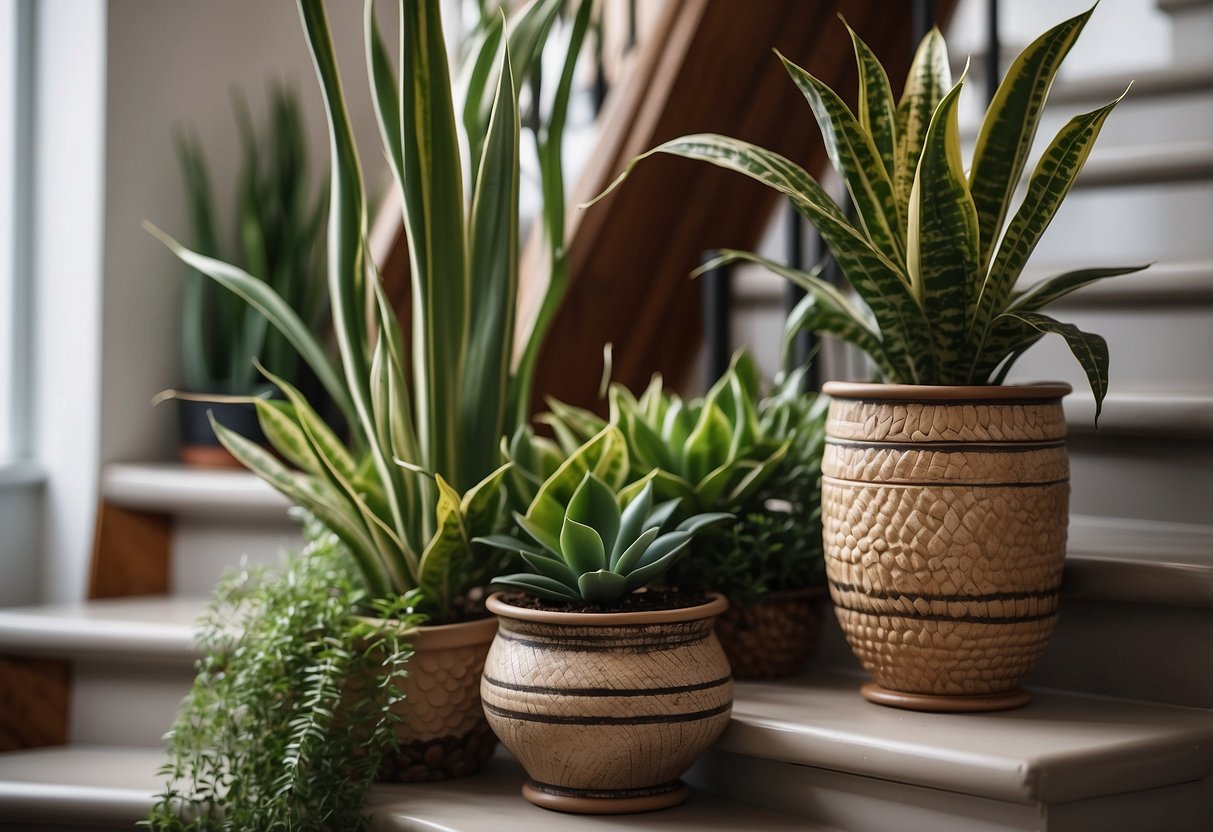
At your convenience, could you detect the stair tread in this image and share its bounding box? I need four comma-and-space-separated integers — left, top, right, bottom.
0, 596, 202, 663
102, 462, 291, 520
0, 745, 826, 830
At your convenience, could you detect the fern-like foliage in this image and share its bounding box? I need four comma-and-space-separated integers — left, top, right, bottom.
144, 522, 424, 831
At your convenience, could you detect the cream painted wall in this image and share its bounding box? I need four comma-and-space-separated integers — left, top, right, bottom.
99, 0, 394, 467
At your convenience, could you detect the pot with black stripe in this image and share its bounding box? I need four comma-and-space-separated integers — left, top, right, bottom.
821, 382, 1071, 713
481, 592, 733, 814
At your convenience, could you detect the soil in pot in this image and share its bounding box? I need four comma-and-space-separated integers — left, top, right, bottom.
714, 587, 830, 679
482, 592, 733, 814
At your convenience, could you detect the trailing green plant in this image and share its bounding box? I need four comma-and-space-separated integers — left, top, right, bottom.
147, 0, 592, 620
590, 5, 1148, 419
477, 470, 730, 603
145, 521, 424, 831
173, 84, 327, 394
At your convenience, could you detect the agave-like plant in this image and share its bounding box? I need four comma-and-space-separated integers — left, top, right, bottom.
591, 6, 1147, 419
505, 351, 792, 514
146, 0, 591, 620
478, 469, 730, 603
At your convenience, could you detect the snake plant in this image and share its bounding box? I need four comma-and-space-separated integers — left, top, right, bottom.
591, 6, 1147, 419
505, 350, 792, 514
147, 0, 591, 620
174, 85, 326, 395
478, 466, 730, 603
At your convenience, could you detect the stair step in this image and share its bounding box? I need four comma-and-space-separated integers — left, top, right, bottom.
1069, 142, 1213, 189
690, 671, 1213, 832
0, 746, 820, 831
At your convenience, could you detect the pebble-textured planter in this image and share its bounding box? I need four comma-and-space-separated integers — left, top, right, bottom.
378, 616, 498, 781
821, 382, 1071, 712
714, 588, 829, 679
482, 593, 733, 814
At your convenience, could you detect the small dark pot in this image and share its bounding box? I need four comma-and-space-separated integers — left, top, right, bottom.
176, 389, 269, 469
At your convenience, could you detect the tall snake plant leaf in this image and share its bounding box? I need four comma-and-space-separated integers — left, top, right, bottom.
844, 20, 898, 183
998, 311, 1109, 420
366, 1, 404, 185
172, 132, 219, 389
461, 43, 521, 491
699, 250, 893, 379
974, 92, 1127, 360
397, 0, 470, 487
969, 6, 1093, 273
1009, 265, 1149, 312
460, 13, 504, 177
778, 51, 905, 266
588, 134, 933, 382
511, 0, 594, 431
144, 223, 355, 428
907, 70, 979, 380
894, 27, 950, 219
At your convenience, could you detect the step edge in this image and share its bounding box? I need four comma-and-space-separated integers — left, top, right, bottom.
102, 462, 293, 520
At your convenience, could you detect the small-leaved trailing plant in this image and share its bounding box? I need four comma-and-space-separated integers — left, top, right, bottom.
477, 472, 730, 603
145, 521, 424, 831
589, 5, 1148, 421
146, 0, 592, 621
502, 351, 829, 606
173, 85, 327, 396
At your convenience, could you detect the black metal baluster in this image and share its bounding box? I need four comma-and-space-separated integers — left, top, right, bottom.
701, 252, 732, 388
986, 0, 1001, 104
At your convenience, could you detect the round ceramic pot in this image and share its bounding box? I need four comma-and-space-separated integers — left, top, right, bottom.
379, 616, 499, 781
482, 593, 733, 814
821, 382, 1071, 713
714, 588, 830, 679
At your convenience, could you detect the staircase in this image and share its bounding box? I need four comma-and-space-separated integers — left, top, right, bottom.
2, 0, 1212, 829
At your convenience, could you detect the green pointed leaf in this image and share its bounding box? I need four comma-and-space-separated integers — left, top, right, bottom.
461, 461, 512, 538
779, 51, 904, 265
970, 6, 1093, 272
683, 401, 731, 485
675, 512, 733, 535
975, 93, 1126, 352
577, 570, 628, 602
846, 20, 898, 181
492, 573, 578, 601
474, 533, 542, 557
254, 400, 316, 474
611, 527, 660, 574
613, 480, 654, 560
419, 476, 471, 619
526, 425, 627, 538
559, 516, 606, 574
566, 473, 621, 555
894, 28, 950, 219
1009, 265, 1149, 312
907, 72, 978, 380
521, 552, 581, 591
998, 311, 1108, 421
514, 512, 562, 556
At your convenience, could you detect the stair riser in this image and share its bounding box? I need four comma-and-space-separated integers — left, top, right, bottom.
70, 661, 192, 748
1067, 436, 1213, 525
689, 750, 1213, 832
171, 517, 301, 596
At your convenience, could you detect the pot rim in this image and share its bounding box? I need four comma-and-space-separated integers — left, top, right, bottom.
486, 591, 728, 626
821, 381, 1072, 402
354, 613, 498, 649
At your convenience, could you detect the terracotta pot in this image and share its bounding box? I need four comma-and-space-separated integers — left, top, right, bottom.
821, 382, 1071, 713
376, 615, 499, 781
482, 593, 733, 814
715, 588, 830, 679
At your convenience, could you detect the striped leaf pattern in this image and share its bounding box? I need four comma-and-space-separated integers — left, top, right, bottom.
907, 73, 980, 379
969, 7, 1093, 273
998, 312, 1110, 421
845, 21, 897, 183
893, 28, 950, 220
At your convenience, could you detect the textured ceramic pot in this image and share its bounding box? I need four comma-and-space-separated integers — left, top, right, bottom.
821, 382, 1071, 712
378, 616, 498, 781
714, 588, 830, 679
482, 593, 733, 814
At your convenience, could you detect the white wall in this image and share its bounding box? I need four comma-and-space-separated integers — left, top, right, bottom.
100, 0, 393, 466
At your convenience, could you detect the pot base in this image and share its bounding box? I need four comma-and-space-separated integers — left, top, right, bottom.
861, 682, 1030, 713
522, 780, 689, 815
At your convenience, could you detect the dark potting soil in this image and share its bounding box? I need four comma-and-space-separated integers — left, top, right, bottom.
497, 589, 713, 615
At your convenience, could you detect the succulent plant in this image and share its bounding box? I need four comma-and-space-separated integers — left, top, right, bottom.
478, 471, 730, 603
590, 7, 1148, 420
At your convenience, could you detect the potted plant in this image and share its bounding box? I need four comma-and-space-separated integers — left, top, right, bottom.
509, 351, 832, 678
148, 0, 592, 786
163, 86, 327, 468
475, 430, 734, 814
589, 8, 1148, 711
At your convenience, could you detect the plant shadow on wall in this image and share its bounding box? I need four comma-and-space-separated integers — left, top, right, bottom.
590, 2, 1148, 711
145, 0, 591, 826
158, 85, 329, 469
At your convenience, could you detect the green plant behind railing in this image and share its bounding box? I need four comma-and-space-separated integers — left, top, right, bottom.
590, 5, 1148, 419
174, 85, 326, 394
147, 0, 592, 620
